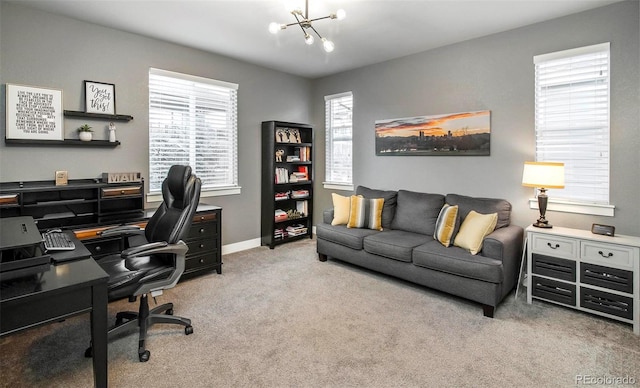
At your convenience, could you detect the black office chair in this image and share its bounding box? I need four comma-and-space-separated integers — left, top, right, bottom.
88, 165, 201, 362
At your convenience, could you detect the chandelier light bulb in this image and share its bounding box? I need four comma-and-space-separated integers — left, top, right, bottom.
335, 9, 346, 20
269, 22, 282, 34
322, 38, 335, 53
304, 33, 314, 45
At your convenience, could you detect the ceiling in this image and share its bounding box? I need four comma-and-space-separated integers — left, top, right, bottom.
9, 0, 622, 79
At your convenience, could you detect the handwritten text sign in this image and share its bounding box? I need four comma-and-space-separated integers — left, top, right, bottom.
85, 81, 115, 114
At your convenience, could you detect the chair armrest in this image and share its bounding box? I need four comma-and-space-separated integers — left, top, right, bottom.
99, 225, 144, 238
323, 209, 334, 224
121, 241, 188, 259
482, 224, 524, 291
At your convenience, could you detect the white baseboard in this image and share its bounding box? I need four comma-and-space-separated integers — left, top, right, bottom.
222, 238, 261, 255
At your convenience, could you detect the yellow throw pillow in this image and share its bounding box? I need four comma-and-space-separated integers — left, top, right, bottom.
453, 210, 498, 255
434, 204, 459, 247
347, 195, 384, 231
331, 193, 352, 225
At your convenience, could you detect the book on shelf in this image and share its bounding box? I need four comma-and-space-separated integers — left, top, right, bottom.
295, 146, 311, 161
275, 167, 289, 184
296, 200, 308, 216
275, 191, 290, 201
285, 224, 308, 236
290, 189, 309, 199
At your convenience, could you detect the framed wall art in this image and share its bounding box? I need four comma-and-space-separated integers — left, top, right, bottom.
375, 110, 491, 156
84, 80, 115, 114
5, 83, 64, 140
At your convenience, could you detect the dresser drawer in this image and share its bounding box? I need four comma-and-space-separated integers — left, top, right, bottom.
532, 276, 576, 306
83, 237, 122, 259
531, 234, 577, 259
185, 253, 220, 272
186, 237, 218, 257
581, 262, 633, 294
101, 186, 142, 198
580, 287, 633, 320
193, 211, 218, 224
186, 221, 218, 240
581, 241, 634, 269
532, 253, 576, 282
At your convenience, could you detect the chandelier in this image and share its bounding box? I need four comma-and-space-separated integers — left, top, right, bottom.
269, 0, 346, 53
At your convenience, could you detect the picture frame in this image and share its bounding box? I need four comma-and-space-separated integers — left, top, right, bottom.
375, 110, 491, 156
5, 83, 64, 140
84, 80, 115, 114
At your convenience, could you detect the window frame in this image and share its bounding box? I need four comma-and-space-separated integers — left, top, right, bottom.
147, 68, 240, 202
323, 91, 354, 191
532, 43, 614, 217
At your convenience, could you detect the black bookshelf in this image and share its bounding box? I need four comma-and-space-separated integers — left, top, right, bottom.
261, 121, 313, 248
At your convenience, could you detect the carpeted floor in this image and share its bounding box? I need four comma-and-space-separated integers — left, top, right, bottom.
1, 238, 639, 387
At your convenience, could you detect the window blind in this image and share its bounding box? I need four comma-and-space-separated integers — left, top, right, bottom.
534, 43, 610, 204
149, 68, 238, 194
325, 92, 353, 186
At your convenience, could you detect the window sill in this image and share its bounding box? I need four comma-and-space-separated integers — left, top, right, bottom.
528, 198, 614, 217
147, 186, 241, 203
323, 182, 354, 191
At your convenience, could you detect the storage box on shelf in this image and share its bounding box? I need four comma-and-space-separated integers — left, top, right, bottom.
526, 225, 640, 334
261, 121, 314, 249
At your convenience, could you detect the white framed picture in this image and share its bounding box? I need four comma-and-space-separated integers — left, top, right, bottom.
5, 83, 64, 140
84, 80, 115, 114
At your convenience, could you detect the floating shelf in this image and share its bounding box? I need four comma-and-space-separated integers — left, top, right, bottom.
64, 110, 133, 122
5, 138, 121, 147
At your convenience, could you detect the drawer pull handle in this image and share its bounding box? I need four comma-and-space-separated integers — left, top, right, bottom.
598, 250, 613, 258
199, 244, 204, 248
95, 246, 101, 252
547, 243, 560, 249
199, 228, 205, 233
199, 259, 205, 263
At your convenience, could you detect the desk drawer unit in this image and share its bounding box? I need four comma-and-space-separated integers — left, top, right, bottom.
183, 208, 222, 277
527, 226, 640, 334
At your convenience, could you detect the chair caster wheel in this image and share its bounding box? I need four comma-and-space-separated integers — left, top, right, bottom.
139, 350, 150, 362
166, 308, 173, 315
185, 325, 194, 335
84, 347, 93, 358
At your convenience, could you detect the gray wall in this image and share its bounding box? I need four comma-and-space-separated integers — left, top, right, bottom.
0, 2, 312, 245
311, 0, 639, 235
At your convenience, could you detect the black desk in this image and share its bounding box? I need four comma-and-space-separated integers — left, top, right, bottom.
0, 235, 109, 388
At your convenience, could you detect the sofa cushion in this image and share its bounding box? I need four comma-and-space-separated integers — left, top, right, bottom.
445, 193, 511, 229
316, 223, 380, 250
390, 190, 444, 235
347, 196, 384, 231
331, 193, 351, 225
363, 230, 432, 263
356, 186, 398, 229
413, 240, 503, 283
433, 204, 459, 247
453, 210, 498, 255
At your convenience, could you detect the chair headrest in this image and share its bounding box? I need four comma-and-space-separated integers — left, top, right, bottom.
165, 165, 193, 209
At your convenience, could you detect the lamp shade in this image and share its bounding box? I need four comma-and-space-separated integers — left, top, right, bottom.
522, 161, 565, 189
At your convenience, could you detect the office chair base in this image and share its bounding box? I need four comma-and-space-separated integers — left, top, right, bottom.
85, 295, 193, 362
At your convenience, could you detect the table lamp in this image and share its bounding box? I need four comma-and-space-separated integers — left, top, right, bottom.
522, 161, 565, 228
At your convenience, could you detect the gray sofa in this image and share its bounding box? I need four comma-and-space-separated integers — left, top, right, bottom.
316, 186, 524, 317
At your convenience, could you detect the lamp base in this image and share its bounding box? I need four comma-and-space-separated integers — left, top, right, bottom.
532, 219, 553, 228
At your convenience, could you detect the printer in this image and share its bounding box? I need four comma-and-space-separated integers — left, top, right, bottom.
0, 216, 51, 281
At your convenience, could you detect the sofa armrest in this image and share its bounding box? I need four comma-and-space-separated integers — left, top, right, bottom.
482, 224, 524, 291
323, 209, 335, 224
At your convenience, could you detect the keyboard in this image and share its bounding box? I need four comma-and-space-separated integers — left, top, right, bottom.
42, 231, 76, 251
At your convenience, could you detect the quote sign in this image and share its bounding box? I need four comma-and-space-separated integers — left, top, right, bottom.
85, 80, 115, 114
5, 84, 64, 140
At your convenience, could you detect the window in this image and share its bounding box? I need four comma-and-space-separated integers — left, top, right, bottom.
324, 91, 353, 190
533, 43, 612, 215
148, 68, 239, 198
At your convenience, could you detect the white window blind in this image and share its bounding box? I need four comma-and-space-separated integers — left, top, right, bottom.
149, 68, 238, 194
325, 92, 353, 186
534, 43, 610, 204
